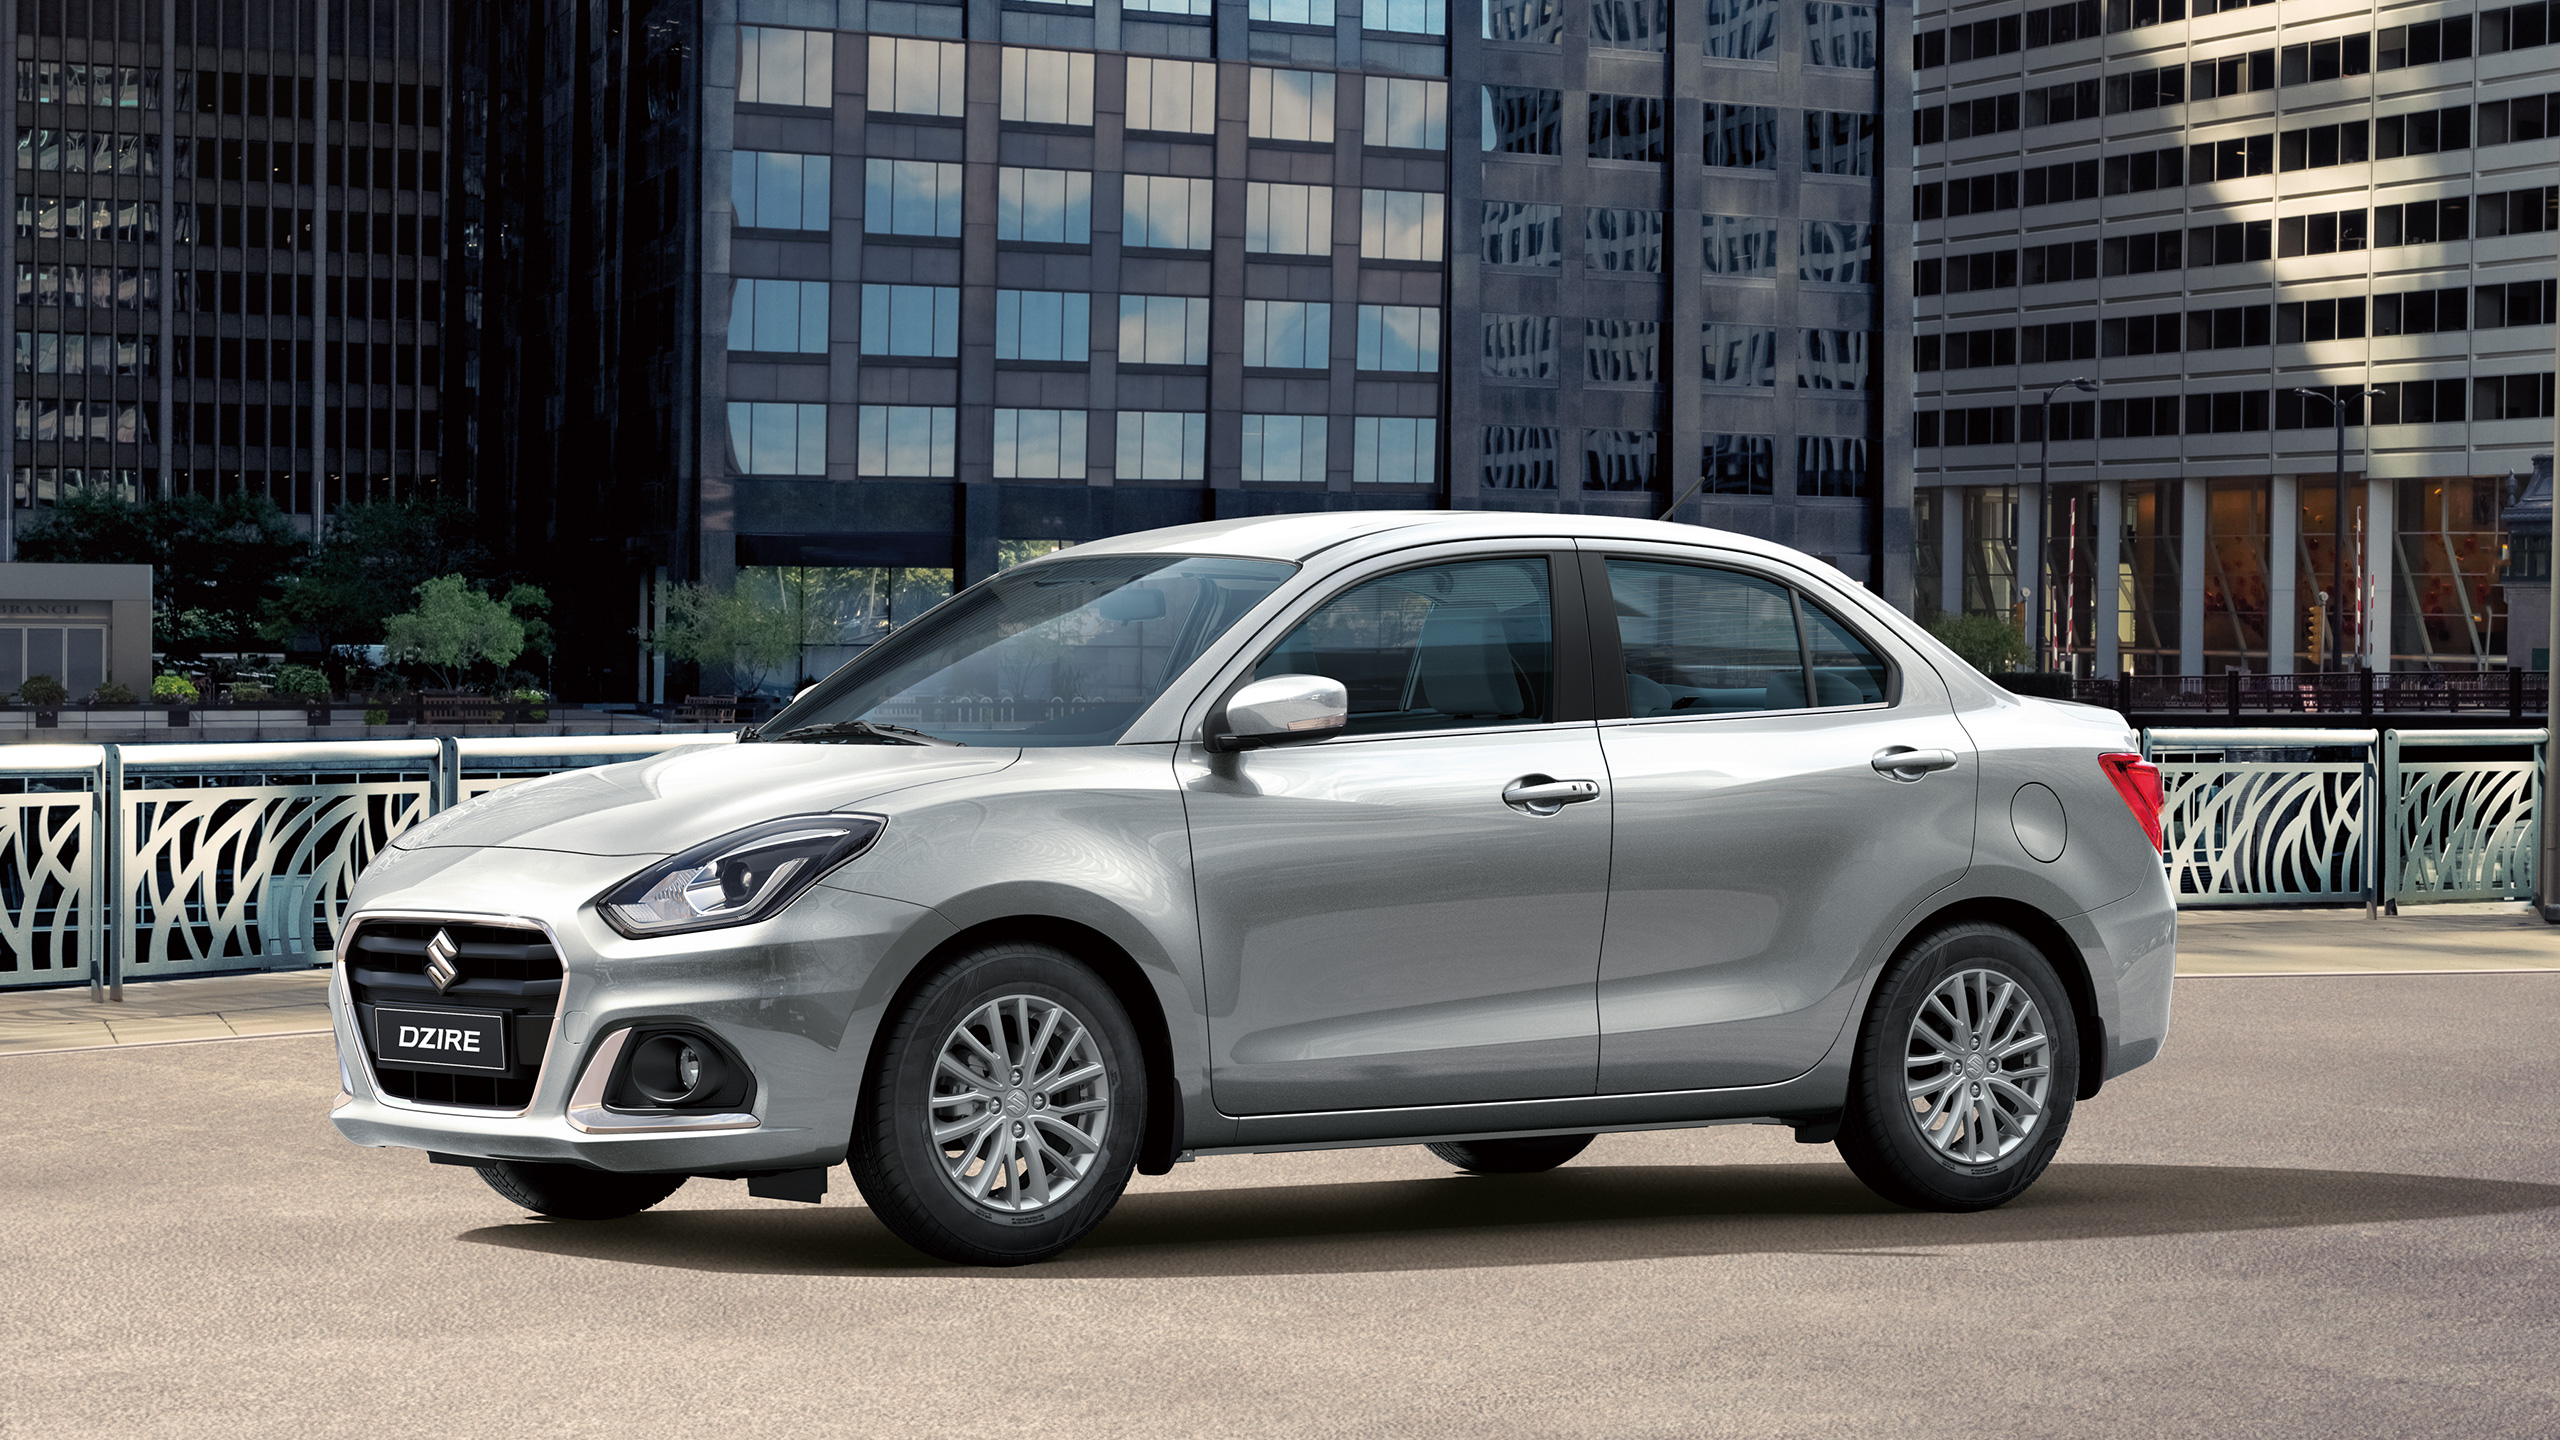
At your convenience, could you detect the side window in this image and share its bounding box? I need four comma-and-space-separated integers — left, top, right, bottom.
1603, 557, 1889, 716
1255, 557, 1555, 735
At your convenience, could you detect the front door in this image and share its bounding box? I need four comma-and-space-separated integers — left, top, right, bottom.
1181, 551, 1612, 1115
1588, 550, 1978, 1093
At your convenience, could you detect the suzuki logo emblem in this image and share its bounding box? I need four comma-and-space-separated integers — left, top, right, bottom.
424, 930, 461, 993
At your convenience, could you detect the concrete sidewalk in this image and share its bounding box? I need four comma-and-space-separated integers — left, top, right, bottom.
4, 900, 2554, 1058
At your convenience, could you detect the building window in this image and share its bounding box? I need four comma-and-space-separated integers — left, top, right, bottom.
1251, 69, 1337, 142
1356, 304, 1441, 370
739, 27, 833, 107
1483, 426, 1560, 488
1702, 324, 1777, 386
1001, 49, 1096, 126
728, 277, 828, 354
1246, 182, 1332, 254
1365, 77, 1450, 149
1702, 213, 1780, 276
1584, 429, 1658, 491
1591, 0, 1667, 49
1485, 0, 1567, 43
1482, 313, 1558, 379
1797, 436, 1868, 497
1585, 208, 1662, 272
1364, 0, 1447, 34
859, 283, 959, 357
1354, 417, 1437, 483
1118, 295, 1211, 365
1243, 300, 1332, 368
1706, 104, 1780, 168
1117, 411, 1206, 479
728, 401, 827, 475
1482, 201, 1563, 266
1588, 94, 1666, 162
1703, 432, 1773, 494
1585, 319, 1659, 384
857, 405, 956, 476
1799, 221, 1875, 284
1361, 189, 1446, 260
866, 37, 964, 118
1803, 110, 1875, 175
736, 152, 832, 230
1123, 175, 1215, 249
1806, 3, 1878, 68
1703, 0, 1779, 58
1126, 58, 1217, 133
862, 158, 959, 236
1482, 86, 1563, 154
1250, 0, 1327, 20
994, 409, 1091, 479
1242, 415, 1328, 483
996, 167, 1093, 243
995, 290, 1092, 361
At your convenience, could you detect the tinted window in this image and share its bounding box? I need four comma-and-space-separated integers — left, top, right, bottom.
1256, 557, 1555, 735
1604, 558, 1889, 715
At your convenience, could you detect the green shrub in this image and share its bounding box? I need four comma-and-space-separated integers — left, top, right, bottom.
274, 664, 331, 700
91, 681, 134, 704
1926, 614, 2028, 675
364, 706, 389, 725
152, 674, 200, 704
17, 674, 67, 707
229, 682, 271, 704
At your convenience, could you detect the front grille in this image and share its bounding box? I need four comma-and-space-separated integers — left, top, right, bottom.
345, 919, 563, 1111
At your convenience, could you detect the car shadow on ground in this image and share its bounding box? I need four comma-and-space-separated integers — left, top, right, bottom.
455, 1161, 2560, 1279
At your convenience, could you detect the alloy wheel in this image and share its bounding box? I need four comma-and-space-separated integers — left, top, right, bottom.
1903, 967, 2053, 1165
929, 994, 1113, 1213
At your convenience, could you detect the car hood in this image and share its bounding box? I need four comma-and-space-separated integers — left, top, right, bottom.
391, 742, 1020, 857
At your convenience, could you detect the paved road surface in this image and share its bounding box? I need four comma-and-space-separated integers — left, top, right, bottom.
3, 971, 2556, 1439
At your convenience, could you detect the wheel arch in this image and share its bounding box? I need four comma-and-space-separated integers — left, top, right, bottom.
864, 914, 1188, 1176
1885, 896, 2109, 1101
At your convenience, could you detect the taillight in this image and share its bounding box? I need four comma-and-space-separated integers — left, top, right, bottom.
2097, 752, 2164, 852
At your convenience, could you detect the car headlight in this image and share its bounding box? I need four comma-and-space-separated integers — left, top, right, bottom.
597, 814, 885, 938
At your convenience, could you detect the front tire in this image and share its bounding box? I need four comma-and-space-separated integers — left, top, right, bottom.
847, 941, 1146, 1266
1425, 1133, 1595, 1174
476, 1160, 688, 1220
1835, 923, 2079, 1213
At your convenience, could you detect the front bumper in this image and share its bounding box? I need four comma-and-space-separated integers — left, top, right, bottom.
328, 844, 945, 1174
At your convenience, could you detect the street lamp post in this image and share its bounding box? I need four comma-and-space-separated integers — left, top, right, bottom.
2034, 378, 2099, 673
2290, 386, 2388, 671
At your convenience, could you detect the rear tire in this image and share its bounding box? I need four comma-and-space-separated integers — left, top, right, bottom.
475, 1160, 688, 1220
1425, 1133, 1595, 1175
1835, 922, 2079, 1213
847, 941, 1146, 1266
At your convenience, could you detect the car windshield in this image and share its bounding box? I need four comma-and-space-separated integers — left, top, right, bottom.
755, 553, 1298, 747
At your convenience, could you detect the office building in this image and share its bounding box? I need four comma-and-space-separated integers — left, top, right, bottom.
1911, 0, 2560, 674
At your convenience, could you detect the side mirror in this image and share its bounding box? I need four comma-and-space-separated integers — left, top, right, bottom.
1208, 674, 1349, 752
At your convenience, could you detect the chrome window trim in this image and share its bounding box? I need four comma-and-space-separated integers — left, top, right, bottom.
1598, 701, 1895, 729
338, 908, 572, 1121
564, 1027, 762, 1134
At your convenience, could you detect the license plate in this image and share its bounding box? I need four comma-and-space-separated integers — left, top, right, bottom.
373, 1005, 509, 1073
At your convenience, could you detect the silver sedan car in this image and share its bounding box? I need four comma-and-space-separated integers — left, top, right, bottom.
330, 512, 2175, 1265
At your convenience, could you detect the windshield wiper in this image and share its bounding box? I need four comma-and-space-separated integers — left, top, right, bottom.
751, 720, 965, 747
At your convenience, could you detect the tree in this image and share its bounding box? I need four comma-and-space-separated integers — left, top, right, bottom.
1928, 613, 2028, 675
259, 500, 494, 653
645, 580, 799, 696
381, 575, 553, 689
16, 490, 309, 659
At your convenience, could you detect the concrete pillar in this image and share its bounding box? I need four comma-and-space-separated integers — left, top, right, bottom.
2096, 478, 2122, 677
2019, 481, 2045, 666
2268, 474, 2297, 675
2180, 476, 2207, 674
2365, 476, 2395, 671
1939, 484, 1963, 619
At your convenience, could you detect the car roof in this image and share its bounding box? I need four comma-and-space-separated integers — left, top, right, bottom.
1063, 509, 1814, 569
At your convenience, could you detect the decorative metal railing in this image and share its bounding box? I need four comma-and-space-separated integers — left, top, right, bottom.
2082, 673, 2550, 720
0, 735, 734, 993
0, 726, 2544, 989
2145, 728, 2546, 908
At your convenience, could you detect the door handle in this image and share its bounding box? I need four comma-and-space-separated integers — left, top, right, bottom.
1502, 777, 1602, 815
1872, 747, 1959, 782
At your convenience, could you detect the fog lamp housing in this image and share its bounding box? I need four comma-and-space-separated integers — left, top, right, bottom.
604, 1027, 755, 1112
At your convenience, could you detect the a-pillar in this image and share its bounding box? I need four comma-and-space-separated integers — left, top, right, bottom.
2268, 474, 2297, 674
2095, 478, 2122, 677
2364, 476, 2395, 671
2180, 476, 2207, 674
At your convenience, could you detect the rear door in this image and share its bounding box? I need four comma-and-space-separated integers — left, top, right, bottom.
1584, 546, 1978, 1093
